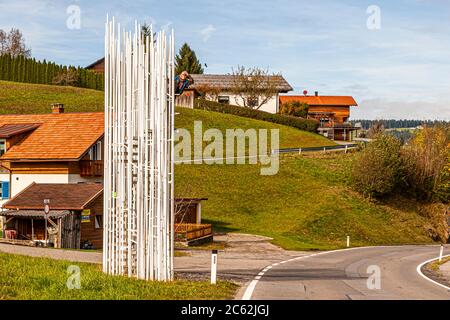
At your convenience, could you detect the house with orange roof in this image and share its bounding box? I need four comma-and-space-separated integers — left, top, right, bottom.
0, 103, 104, 208
279, 92, 359, 141
0, 105, 209, 247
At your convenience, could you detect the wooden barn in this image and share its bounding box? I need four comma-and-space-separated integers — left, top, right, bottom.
85, 57, 105, 74
1, 183, 103, 249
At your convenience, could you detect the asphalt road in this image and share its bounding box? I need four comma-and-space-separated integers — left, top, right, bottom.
247, 245, 450, 300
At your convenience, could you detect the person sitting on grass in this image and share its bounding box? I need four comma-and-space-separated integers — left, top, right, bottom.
175, 70, 194, 95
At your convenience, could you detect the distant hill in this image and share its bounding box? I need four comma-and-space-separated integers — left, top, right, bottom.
352, 119, 448, 130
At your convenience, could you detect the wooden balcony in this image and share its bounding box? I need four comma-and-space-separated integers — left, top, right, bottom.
175, 223, 213, 244
79, 160, 103, 177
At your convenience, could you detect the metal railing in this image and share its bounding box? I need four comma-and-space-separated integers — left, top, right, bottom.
274, 144, 357, 154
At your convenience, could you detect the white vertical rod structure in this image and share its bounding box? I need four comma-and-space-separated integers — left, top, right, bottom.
347, 235, 350, 248
439, 244, 444, 262
103, 17, 175, 281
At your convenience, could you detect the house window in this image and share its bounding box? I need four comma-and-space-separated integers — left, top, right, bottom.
89, 141, 102, 161
0, 140, 5, 156
0, 181, 10, 199
218, 96, 230, 104
247, 96, 259, 108
95, 215, 103, 229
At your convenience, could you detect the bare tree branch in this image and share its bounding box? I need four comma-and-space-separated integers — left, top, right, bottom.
230, 66, 280, 110
0, 28, 31, 57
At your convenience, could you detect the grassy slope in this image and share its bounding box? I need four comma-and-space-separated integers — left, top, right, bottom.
0, 81, 434, 250
0, 81, 104, 114
176, 153, 433, 250
176, 107, 336, 149
0, 253, 236, 300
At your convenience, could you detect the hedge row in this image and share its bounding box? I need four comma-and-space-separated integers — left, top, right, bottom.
0, 54, 104, 91
193, 98, 319, 132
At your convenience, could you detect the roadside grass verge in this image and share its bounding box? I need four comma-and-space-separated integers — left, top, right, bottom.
0, 252, 237, 300
428, 256, 450, 271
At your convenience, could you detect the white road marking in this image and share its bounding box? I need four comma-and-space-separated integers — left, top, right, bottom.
416, 254, 450, 291
241, 245, 439, 300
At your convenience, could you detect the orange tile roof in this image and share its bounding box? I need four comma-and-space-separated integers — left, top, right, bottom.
279, 95, 358, 106
0, 123, 40, 138
0, 112, 104, 161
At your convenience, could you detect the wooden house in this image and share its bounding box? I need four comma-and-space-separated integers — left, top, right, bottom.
0, 104, 104, 208
85, 57, 105, 74
0, 104, 211, 247
1, 183, 103, 249
279, 94, 359, 141
0, 181, 208, 249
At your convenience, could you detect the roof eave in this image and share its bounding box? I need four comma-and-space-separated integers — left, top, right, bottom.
2, 206, 83, 210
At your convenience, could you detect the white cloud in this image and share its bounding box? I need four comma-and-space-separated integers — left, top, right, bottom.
200, 24, 216, 42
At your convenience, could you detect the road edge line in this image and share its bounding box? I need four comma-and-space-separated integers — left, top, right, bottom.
416, 254, 450, 291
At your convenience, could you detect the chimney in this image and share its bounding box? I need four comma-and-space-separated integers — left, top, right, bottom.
51, 103, 64, 114
315, 91, 319, 96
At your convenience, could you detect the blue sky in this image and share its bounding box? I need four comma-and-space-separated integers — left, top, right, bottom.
0, 0, 449, 120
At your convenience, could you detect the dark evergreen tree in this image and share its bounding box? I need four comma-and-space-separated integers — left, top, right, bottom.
175, 43, 204, 75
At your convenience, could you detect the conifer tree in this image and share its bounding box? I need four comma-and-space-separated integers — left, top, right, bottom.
175, 43, 204, 75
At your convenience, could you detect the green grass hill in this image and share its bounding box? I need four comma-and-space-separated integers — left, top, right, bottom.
0, 81, 436, 250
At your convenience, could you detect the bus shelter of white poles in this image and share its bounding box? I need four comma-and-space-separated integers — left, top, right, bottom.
103, 17, 175, 281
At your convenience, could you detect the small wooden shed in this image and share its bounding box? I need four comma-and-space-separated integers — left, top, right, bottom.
1, 183, 103, 249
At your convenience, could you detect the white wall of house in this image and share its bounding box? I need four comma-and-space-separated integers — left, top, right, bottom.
10, 174, 102, 198
68, 174, 102, 184
10, 174, 69, 198
206, 92, 280, 114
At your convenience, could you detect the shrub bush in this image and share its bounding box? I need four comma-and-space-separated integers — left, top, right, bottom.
401, 125, 450, 202
193, 98, 319, 132
351, 133, 403, 198
279, 101, 309, 118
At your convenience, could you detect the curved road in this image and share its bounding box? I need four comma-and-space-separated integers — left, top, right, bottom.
246, 245, 450, 300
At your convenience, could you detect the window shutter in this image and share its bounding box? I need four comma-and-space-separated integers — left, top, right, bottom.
2, 181, 10, 199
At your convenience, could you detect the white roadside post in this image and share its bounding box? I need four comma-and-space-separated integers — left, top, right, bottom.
43, 199, 50, 247
347, 235, 350, 248
439, 244, 444, 262
211, 249, 218, 285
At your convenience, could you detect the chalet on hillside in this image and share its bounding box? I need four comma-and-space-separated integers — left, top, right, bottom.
0, 104, 104, 209
279, 94, 359, 141
0, 105, 210, 247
